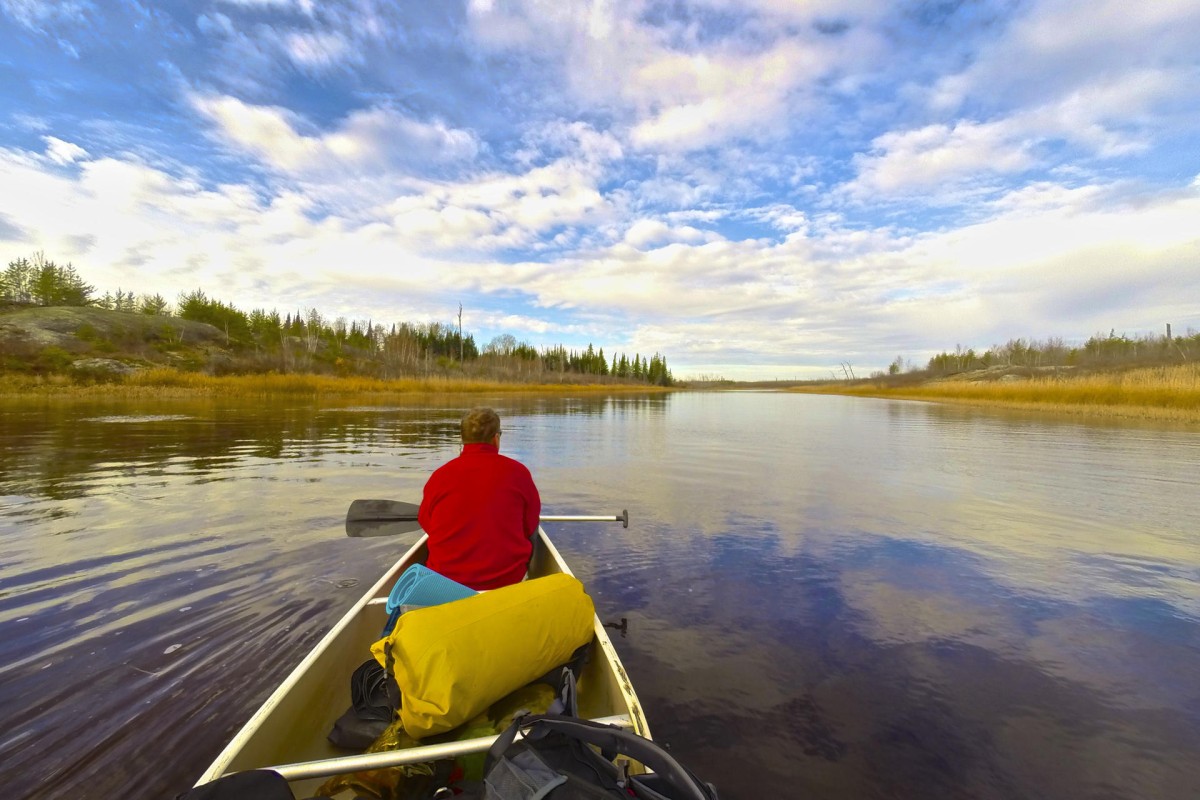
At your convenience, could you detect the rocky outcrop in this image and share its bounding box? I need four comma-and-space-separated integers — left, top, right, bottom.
0, 305, 229, 374
0, 306, 225, 347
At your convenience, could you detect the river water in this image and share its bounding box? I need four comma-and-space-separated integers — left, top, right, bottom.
1, 392, 1197, 800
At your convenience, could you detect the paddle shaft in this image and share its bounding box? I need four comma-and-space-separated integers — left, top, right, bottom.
359, 514, 622, 523
347, 499, 628, 528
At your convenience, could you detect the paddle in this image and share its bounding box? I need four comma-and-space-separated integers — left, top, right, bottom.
345, 498, 629, 537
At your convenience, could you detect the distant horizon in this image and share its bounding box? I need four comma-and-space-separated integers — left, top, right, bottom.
2, 2, 1198, 382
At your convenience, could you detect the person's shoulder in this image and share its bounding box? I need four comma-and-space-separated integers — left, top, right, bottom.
497, 453, 533, 473
428, 454, 464, 476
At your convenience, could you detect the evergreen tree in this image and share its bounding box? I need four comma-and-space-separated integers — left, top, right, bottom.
6, 252, 94, 306
1, 257, 35, 304
178, 289, 251, 341
40, 258, 91, 306
139, 293, 170, 315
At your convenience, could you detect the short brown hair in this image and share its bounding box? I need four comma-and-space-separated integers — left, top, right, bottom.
461, 407, 501, 443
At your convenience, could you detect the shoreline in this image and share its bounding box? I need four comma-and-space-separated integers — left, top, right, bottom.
800, 390, 1200, 424
0, 368, 675, 399
786, 363, 1200, 424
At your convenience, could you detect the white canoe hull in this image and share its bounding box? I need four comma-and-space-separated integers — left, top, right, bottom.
196, 528, 648, 795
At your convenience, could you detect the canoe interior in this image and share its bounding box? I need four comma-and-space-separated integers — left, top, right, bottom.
198, 529, 647, 796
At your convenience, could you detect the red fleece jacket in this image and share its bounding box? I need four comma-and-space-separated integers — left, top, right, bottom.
418, 442, 541, 590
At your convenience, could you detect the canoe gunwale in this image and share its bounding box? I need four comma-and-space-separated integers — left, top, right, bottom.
537, 533, 649, 739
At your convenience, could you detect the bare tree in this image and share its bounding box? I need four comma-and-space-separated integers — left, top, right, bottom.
304, 308, 323, 353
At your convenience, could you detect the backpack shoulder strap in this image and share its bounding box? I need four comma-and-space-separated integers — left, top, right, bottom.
488, 714, 713, 800
546, 666, 578, 717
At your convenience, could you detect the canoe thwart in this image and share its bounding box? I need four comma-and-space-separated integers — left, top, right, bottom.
267, 714, 634, 781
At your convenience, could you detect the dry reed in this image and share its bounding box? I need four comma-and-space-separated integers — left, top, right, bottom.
791, 364, 1200, 423
0, 368, 670, 397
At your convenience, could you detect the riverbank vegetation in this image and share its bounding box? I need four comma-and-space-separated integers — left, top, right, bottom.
0, 368, 673, 397
793, 331, 1200, 423
918, 329, 1200, 375
1, 252, 674, 389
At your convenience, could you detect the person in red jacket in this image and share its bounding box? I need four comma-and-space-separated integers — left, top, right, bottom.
418, 407, 541, 590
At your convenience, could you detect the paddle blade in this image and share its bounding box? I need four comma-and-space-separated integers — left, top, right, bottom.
346, 517, 424, 537
346, 498, 421, 523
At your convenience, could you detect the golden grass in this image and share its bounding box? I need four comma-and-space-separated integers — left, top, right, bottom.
0, 368, 671, 397
791, 364, 1200, 423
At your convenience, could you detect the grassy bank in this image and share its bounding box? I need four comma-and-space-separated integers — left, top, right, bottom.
789, 364, 1200, 423
0, 367, 673, 398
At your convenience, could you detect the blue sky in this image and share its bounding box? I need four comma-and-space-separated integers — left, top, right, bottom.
1, 0, 1198, 380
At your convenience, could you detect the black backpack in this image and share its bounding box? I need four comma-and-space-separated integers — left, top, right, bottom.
481, 713, 719, 800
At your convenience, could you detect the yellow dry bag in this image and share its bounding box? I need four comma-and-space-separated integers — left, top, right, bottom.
370, 573, 595, 739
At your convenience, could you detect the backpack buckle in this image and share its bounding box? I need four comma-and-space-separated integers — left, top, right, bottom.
616, 758, 631, 788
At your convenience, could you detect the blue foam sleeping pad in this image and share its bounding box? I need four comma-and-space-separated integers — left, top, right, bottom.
381, 564, 477, 636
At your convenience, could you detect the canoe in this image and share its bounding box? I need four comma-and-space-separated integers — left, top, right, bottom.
195, 527, 649, 797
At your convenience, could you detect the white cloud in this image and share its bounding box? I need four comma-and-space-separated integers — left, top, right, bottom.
746, 204, 809, 234
846, 61, 1188, 200
1, 0, 92, 55
623, 219, 713, 249
472, 311, 572, 340
196, 11, 235, 37
466, 0, 884, 153
846, 120, 1036, 198
43, 136, 88, 165
627, 41, 827, 151
282, 30, 357, 69
0, 144, 446, 317
912, 182, 1200, 273
1011, 0, 1200, 61
216, 0, 315, 13
623, 220, 673, 249
926, 2, 1200, 122
196, 2, 393, 80
515, 121, 623, 167
190, 94, 481, 177
1021, 69, 1176, 157
386, 157, 613, 253
0, 0, 93, 30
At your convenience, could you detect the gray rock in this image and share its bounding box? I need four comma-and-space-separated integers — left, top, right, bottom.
70, 358, 140, 375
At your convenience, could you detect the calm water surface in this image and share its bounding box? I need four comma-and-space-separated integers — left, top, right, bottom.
1, 393, 1197, 799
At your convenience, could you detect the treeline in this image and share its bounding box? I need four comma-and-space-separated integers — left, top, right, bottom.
1, 252, 674, 385
882, 328, 1200, 379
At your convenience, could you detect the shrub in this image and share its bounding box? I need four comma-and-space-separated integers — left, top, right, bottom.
36, 346, 75, 373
